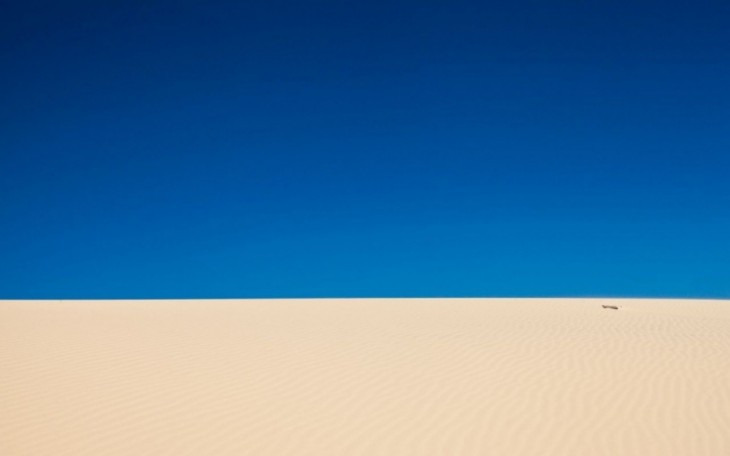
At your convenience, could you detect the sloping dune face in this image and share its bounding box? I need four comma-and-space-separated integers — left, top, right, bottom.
2, 298, 729, 455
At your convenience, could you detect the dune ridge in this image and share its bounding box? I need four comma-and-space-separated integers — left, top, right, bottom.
2, 298, 729, 455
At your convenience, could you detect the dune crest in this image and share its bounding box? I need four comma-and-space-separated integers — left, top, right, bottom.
2, 298, 729, 455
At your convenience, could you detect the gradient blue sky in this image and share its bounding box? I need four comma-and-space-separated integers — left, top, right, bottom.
1, 0, 729, 299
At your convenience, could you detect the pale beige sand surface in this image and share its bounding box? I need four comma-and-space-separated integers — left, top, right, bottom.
2, 298, 729, 455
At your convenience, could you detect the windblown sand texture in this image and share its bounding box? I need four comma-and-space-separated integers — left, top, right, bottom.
2, 298, 729, 455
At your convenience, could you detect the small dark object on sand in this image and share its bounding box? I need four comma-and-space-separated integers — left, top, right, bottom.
602, 305, 619, 310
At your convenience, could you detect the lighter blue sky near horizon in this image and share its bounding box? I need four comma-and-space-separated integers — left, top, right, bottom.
1, 0, 729, 299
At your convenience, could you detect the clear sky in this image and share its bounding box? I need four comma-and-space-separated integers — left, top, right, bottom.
1, 1, 729, 299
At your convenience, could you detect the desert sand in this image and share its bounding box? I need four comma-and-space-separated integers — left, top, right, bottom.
1, 298, 729, 455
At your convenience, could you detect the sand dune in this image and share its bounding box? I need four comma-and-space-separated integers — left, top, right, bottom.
1, 298, 729, 455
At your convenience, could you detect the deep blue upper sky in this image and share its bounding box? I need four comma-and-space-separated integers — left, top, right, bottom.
1, 0, 729, 299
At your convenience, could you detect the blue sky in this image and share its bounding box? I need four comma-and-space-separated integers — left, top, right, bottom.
1, 1, 729, 298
